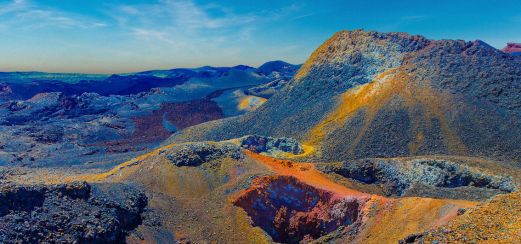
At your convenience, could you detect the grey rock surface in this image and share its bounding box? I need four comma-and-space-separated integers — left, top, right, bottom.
159, 142, 244, 167
0, 182, 147, 243
318, 158, 517, 201
238, 135, 303, 154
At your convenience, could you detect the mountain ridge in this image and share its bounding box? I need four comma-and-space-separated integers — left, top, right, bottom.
167, 30, 521, 162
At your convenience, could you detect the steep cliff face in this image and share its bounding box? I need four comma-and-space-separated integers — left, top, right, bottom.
169, 30, 521, 162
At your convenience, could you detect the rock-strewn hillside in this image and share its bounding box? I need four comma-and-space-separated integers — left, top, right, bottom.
4, 135, 518, 243
169, 30, 521, 162
39, 137, 483, 243
317, 157, 518, 201
402, 191, 521, 243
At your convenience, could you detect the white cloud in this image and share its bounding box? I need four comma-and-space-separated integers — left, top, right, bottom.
0, 0, 309, 71
113, 0, 258, 33
0, 0, 28, 16
132, 28, 180, 46
110, 0, 301, 47
98, 0, 310, 68
0, 0, 106, 29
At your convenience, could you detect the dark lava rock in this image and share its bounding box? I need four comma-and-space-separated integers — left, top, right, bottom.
319, 158, 517, 200
31, 126, 65, 144
399, 233, 425, 244
0, 182, 147, 243
238, 135, 303, 154
159, 142, 243, 167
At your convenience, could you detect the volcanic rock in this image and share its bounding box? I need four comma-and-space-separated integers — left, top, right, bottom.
0, 182, 147, 243
237, 135, 303, 155
159, 142, 243, 167
319, 158, 517, 200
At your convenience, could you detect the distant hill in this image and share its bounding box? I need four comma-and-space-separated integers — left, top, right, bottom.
0, 61, 299, 167
256, 60, 301, 76
243, 61, 301, 99
169, 30, 521, 162
0, 72, 108, 83
0, 63, 297, 100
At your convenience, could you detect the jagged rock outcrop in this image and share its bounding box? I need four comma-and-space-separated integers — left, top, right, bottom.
318, 158, 517, 200
0, 182, 147, 243
237, 135, 303, 155
159, 142, 244, 167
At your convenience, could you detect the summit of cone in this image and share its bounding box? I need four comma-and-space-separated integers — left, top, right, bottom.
168, 29, 521, 162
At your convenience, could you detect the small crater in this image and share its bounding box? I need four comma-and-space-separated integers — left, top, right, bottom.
233, 176, 364, 243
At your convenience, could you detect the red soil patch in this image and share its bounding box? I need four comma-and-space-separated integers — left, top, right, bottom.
160, 100, 224, 130
502, 43, 521, 53
98, 99, 224, 154
132, 99, 224, 142
244, 151, 367, 197
129, 99, 223, 143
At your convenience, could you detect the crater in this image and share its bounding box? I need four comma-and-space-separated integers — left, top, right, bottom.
233, 176, 364, 243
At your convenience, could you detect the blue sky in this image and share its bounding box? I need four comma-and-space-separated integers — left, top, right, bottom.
0, 0, 520, 73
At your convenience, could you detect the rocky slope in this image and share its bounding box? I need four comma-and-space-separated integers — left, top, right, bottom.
22, 138, 480, 243
2, 135, 518, 243
317, 157, 519, 201
402, 191, 521, 243
169, 30, 521, 163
